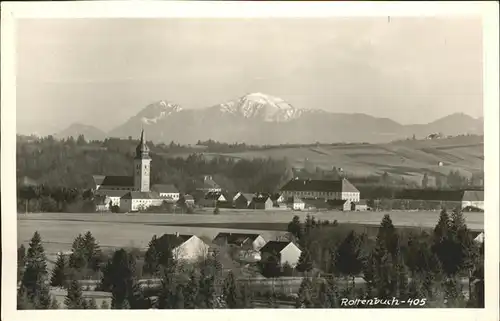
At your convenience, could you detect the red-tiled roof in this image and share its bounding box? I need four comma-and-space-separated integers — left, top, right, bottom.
281, 178, 359, 193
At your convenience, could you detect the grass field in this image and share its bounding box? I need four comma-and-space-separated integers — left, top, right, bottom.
18, 210, 484, 260
199, 136, 483, 183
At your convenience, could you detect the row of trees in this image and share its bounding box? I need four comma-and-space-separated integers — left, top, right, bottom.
285, 210, 484, 308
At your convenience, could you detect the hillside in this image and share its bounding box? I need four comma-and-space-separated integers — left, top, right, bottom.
198, 135, 484, 184
56, 93, 482, 145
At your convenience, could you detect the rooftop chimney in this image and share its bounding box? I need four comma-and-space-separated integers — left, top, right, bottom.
175, 232, 179, 237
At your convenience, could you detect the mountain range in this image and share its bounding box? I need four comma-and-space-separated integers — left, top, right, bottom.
55, 93, 483, 145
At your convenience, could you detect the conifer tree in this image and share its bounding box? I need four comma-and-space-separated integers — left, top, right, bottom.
69, 234, 86, 270
50, 252, 68, 288
296, 250, 313, 273
101, 249, 137, 309
87, 298, 98, 309
296, 278, 314, 308
82, 231, 102, 271
184, 270, 200, 309
223, 271, 242, 309
198, 269, 216, 308
143, 235, 159, 276
18, 244, 27, 280
287, 215, 302, 241
22, 231, 49, 306
334, 231, 362, 289
65, 280, 85, 309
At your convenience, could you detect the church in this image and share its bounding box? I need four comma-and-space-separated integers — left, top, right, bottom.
93, 130, 179, 212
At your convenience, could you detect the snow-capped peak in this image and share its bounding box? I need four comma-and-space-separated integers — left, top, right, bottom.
218, 93, 305, 122
139, 100, 182, 125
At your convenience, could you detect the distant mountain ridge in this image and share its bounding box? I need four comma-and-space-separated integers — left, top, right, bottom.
56, 93, 483, 144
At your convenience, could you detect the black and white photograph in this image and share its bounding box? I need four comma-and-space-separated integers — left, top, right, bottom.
1, 1, 499, 320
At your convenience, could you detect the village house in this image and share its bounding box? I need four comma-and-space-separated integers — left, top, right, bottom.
248, 195, 274, 210
289, 196, 305, 210
92, 130, 163, 211
280, 178, 360, 204
198, 191, 229, 208
260, 241, 302, 267
233, 192, 256, 209
154, 233, 210, 262
213, 232, 267, 251
151, 184, 180, 201
196, 175, 222, 193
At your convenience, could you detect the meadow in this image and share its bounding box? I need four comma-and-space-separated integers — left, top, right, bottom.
18, 209, 484, 260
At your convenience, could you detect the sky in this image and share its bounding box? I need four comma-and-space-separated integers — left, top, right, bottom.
16, 18, 483, 135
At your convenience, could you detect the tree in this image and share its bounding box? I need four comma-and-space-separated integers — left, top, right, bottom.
50, 252, 68, 288
65, 280, 85, 309
174, 284, 185, 309
184, 270, 200, 309
223, 271, 242, 309
287, 215, 302, 241
18, 244, 27, 280
334, 231, 362, 289
82, 231, 102, 271
376, 215, 399, 256
87, 298, 98, 309
100, 249, 137, 309
69, 234, 86, 270
21, 231, 49, 307
296, 250, 313, 273
296, 278, 314, 308
422, 173, 429, 189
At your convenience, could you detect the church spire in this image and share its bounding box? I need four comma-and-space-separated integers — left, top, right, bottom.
135, 128, 150, 159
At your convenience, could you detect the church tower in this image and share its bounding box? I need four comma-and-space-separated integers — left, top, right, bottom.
134, 129, 151, 192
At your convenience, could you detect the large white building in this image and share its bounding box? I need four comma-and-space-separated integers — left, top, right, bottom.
280, 178, 361, 203
93, 130, 168, 212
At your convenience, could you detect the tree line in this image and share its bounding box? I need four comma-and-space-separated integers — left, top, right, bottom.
18, 209, 483, 309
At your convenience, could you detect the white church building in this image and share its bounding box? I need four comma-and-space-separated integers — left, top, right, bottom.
93, 130, 175, 212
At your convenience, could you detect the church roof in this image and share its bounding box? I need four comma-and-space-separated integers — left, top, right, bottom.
95, 190, 130, 198
95, 175, 134, 187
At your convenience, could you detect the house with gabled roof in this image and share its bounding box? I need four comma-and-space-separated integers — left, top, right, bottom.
233, 192, 256, 209
248, 195, 274, 210
154, 233, 210, 262
280, 178, 360, 205
260, 241, 302, 267
213, 232, 267, 263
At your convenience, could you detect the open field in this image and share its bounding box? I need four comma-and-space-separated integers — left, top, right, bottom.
18, 210, 483, 259
198, 136, 483, 182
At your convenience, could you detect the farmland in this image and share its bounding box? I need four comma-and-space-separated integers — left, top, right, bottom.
197, 136, 483, 183
18, 209, 484, 259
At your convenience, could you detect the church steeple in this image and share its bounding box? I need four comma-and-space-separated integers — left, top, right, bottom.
135, 128, 150, 159
134, 129, 151, 192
